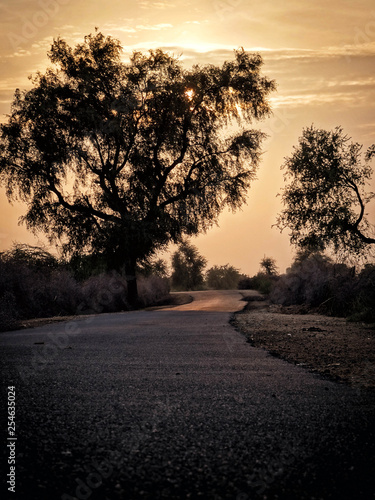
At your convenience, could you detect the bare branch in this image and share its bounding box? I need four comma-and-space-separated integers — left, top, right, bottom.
48, 180, 121, 224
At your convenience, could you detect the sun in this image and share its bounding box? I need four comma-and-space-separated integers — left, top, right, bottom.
185, 88, 194, 101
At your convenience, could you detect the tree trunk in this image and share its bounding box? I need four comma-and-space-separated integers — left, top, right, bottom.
125, 258, 139, 308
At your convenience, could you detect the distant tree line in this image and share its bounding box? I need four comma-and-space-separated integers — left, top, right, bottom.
1, 239, 373, 332
170, 241, 244, 291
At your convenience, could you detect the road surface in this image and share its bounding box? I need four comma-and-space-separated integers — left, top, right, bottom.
1, 290, 374, 499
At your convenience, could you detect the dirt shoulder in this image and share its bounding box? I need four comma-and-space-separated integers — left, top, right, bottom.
233, 294, 375, 390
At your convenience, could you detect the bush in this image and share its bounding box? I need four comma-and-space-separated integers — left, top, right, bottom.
0, 252, 82, 329
270, 253, 335, 307
237, 276, 253, 289
80, 272, 169, 313
205, 264, 241, 289
1, 243, 60, 270
78, 273, 170, 313
138, 275, 170, 306
248, 273, 277, 295
349, 264, 375, 322
80, 272, 128, 314
238, 256, 279, 295
270, 252, 375, 321
0, 244, 171, 331
0, 290, 18, 331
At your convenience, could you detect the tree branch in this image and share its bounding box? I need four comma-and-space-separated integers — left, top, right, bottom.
341, 173, 366, 229
345, 222, 375, 244
115, 110, 143, 174
48, 180, 121, 223
157, 147, 236, 210
92, 132, 106, 171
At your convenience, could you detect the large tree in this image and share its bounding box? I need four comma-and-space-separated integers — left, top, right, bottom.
0, 31, 275, 305
276, 126, 375, 256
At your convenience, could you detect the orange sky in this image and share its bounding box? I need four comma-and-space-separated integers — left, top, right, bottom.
1, 0, 375, 275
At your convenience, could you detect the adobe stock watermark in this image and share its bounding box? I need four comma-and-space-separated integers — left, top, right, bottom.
61, 457, 114, 500
345, 10, 375, 63
5, 0, 71, 51
213, 0, 243, 21
262, 106, 297, 144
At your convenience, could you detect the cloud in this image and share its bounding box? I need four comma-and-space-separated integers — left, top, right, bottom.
4, 49, 32, 58
135, 23, 173, 31
270, 92, 367, 109
107, 26, 137, 34
138, 1, 174, 9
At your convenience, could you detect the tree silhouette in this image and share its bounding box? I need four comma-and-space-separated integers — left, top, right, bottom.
259, 256, 278, 276
276, 126, 375, 256
0, 31, 275, 305
171, 242, 207, 290
205, 264, 241, 289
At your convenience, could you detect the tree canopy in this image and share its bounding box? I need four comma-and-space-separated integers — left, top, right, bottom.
259, 256, 278, 276
205, 264, 241, 289
171, 241, 207, 291
0, 31, 275, 304
276, 126, 375, 256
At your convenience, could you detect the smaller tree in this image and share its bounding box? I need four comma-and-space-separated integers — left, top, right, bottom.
276, 126, 375, 256
205, 264, 241, 289
171, 242, 206, 290
259, 256, 278, 276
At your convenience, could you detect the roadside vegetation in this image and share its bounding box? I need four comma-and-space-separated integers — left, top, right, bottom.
245, 252, 375, 324
170, 242, 374, 323
0, 244, 169, 332
1, 240, 374, 332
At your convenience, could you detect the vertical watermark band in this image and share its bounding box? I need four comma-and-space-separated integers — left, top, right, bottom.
6, 386, 17, 494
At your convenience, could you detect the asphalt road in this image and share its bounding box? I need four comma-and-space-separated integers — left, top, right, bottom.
1, 290, 374, 500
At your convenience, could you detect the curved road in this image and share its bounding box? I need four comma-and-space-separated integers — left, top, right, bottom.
1, 290, 374, 499
162, 290, 251, 312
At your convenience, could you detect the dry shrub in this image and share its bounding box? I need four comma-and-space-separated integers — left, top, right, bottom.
350, 264, 375, 322
24, 268, 81, 318
0, 262, 81, 320
138, 275, 170, 306
78, 273, 169, 313
0, 291, 18, 331
80, 272, 128, 313
0, 258, 81, 330
270, 253, 375, 321
0, 245, 171, 330
245, 273, 278, 295
238, 276, 253, 289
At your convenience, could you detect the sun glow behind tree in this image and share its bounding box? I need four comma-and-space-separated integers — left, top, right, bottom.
0, 31, 276, 304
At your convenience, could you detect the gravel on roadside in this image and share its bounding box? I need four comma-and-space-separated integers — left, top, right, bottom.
232, 297, 375, 390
